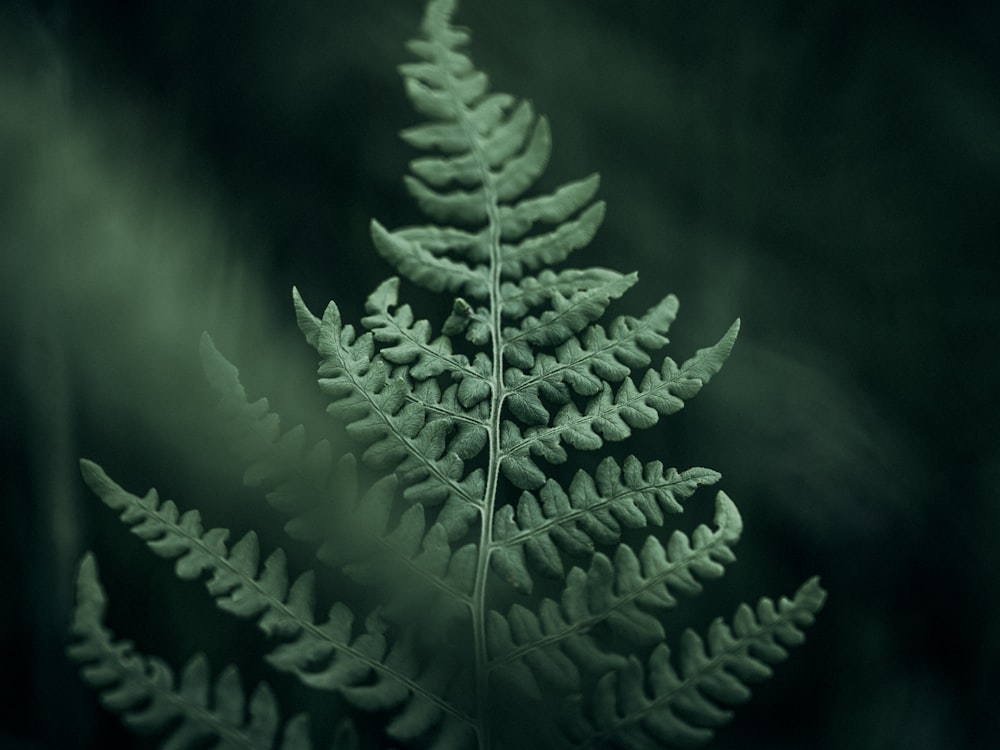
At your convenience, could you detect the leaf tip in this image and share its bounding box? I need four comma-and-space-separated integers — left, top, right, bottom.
78, 458, 111, 493
713, 491, 744, 542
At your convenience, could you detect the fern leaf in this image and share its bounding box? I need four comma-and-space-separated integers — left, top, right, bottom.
78, 458, 326, 639
68, 554, 316, 750
487, 493, 742, 691
78, 460, 477, 743
391, 224, 489, 264
500, 202, 607, 281
518, 294, 679, 403
375, 0, 603, 295
564, 577, 827, 750
315, 297, 476, 465
499, 267, 624, 319
403, 99, 545, 189
74, 2, 825, 750
498, 173, 601, 243
201, 332, 336, 528
306, 293, 489, 545
292, 287, 323, 350
241, 294, 489, 542
371, 220, 490, 297
491, 457, 722, 587
503, 273, 639, 355
203, 334, 477, 608
360, 277, 482, 383
507, 320, 740, 461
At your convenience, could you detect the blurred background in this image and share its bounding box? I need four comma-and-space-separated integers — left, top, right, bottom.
1, 0, 997, 748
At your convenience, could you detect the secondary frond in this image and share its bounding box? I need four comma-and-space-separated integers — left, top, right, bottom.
501, 273, 639, 365
500, 267, 625, 320
201, 332, 337, 537
490, 456, 721, 588
564, 577, 827, 750
514, 294, 679, 401
67, 554, 319, 750
486, 493, 742, 695
77, 460, 477, 747
202, 335, 475, 604
497, 321, 740, 489
361, 277, 479, 381
546, 319, 740, 447
308, 294, 487, 536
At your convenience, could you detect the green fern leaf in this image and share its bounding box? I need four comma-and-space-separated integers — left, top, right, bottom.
487, 492, 742, 694
72, 2, 824, 749
360, 277, 475, 380
504, 272, 638, 352
490, 462, 724, 588
312, 295, 487, 523
519, 294, 679, 404
509, 319, 741, 460
78, 460, 477, 746
67, 554, 318, 750
563, 578, 827, 750
498, 173, 601, 245
200, 332, 336, 527
202, 332, 480, 593
500, 267, 630, 322
371, 220, 490, 297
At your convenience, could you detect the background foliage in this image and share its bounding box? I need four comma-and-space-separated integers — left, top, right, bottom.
1, 0, 997, 748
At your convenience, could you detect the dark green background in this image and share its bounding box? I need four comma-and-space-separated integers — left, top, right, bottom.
2, 1, 997, 748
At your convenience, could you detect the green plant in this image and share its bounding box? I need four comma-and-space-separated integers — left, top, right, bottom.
68, 1, 825, 748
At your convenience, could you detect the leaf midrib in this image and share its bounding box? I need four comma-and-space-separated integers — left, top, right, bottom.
424, 28, 509, 750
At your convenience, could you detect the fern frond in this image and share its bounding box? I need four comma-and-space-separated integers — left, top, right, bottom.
549, 318, 739, 444
490, 456, 721, 587
499, 202, 607, 281
202, 334, 476, 602
502, 273, 639, 362
67, 554, 317, 750
360, 277, 477, 381
372, 0, 603, 295
497, 173, 599, 243
498, 321, 740, 489
201, 332, 337, 536
324, 472, 478, 620
487, 493, 742, 693
515, 294, 679, 401
371, 221, 490, 298
78, 460, 478, 746
74, 2, 825, 749
311, 294, 487, 538
499, 267, 624, 319
564, 577, 827, 750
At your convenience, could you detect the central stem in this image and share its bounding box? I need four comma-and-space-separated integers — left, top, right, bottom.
470, 115, 505, 750
435, 57, 508, 750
